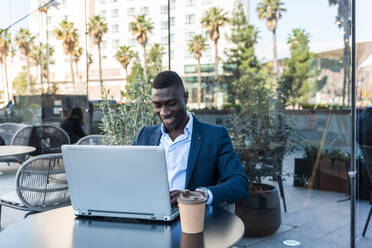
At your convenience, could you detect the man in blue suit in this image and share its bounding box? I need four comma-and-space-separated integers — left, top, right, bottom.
134, 71, 249, 207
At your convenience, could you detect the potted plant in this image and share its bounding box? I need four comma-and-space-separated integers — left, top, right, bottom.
226, 103, 292, 237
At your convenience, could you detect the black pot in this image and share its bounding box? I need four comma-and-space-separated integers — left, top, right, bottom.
235, 183, 281, 237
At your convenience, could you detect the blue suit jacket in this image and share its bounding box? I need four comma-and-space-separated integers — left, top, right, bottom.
133, 116, 250, 206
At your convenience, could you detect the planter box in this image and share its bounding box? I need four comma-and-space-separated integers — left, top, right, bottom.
294, 158, 372, 199
294, 158, 349, 193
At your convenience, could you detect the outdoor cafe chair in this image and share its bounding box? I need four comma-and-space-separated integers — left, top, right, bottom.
0, 153, 70, 228
360, 145, 372, 236
11, 124, 70, 156
76, 135, 107, 145
0, 123, 31, 164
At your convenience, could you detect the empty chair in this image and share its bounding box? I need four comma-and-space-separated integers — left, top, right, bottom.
11, 125, 70, 156
0, 153, 71, 228
0, 122, 29, 145
76, 135, 108, 145
0, 123, 32, 164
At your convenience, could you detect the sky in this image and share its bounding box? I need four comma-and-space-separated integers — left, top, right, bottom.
1, 0, 371, 63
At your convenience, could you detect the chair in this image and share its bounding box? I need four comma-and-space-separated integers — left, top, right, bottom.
76, 135, 107, 145
360, 145, 372, 236
11, 124, 70, 156
0, 123, 31, 164
0, 122, 29, 145
0, 153, 71, 228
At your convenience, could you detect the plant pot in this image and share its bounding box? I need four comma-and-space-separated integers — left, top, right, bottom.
235, 183, 281, 237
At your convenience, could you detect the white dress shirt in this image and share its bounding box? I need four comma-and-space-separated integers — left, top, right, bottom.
160, 112, 213, 204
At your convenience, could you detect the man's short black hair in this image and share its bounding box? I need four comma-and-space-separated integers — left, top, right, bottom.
152, 71, 185, 91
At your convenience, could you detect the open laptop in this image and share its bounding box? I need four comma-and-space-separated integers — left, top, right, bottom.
61, 145, 179, 221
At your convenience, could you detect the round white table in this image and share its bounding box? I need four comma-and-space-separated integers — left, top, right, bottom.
0, 146, 35, 157
0, 146, 36, 175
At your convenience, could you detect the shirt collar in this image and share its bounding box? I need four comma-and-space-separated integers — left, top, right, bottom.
161, 111, 193, 137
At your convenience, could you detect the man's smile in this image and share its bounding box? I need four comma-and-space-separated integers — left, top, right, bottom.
162, 117, 176, 125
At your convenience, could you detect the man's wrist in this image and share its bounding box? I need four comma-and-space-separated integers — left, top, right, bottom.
196, 187, 209, 200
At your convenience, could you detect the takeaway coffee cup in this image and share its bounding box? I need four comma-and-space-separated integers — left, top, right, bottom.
177, 190, 207, 234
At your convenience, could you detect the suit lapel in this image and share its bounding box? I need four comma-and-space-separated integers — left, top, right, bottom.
150, 125, 162, 145
185, 117, 203, 189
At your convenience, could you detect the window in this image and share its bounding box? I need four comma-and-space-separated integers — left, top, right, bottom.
63, 15, 68, 21
202, 0, 212, 4
160, 5, 168, 15
112, 39, 120, 49
112, 9, 119, 18
170, 33, 175, 43
103, 55, 107, 59
99, 0, 106, 4
185, 14, 195, 25
127, 8, 135, 17
170, 17, 175, 26
102, 40, 107, 49
112, 24, 119, 33
161, 36, 168, 44
140, 7, 149, 15
170, 0, 176, 9
100, 10, 107, 18
185, 64, 197, 73
185, 49, 193, 59
47, 16, 52, 24
185, 31, 195, 42
186, 0, 195, 7
171, 50, 174, 60
161, 21, 168, 30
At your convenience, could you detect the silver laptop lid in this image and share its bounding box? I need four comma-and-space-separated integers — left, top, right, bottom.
62, 145, 173, 220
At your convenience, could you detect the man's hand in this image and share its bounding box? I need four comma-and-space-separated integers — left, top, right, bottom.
170, 190, 182, 206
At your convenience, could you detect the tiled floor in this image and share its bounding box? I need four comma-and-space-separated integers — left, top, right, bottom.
0, 153, 372, 247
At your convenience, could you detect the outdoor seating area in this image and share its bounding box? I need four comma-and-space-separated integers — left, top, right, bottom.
1, 0, 372, 247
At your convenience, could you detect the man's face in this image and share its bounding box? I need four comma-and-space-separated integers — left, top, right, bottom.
151, 85, 188, 131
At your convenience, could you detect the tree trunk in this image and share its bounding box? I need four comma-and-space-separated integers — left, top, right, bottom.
342, 32, 350, 105
273, 28, 278, 90
142, 44, 147, 80
4, 61, 10, 102
75, 62, 79, 83
39, 64, 44, 94
98, 42, 103, 97
197, 57, 202, 109
214, 40, 219, 107
26, 57, 32, 95
69, 56, 75, 85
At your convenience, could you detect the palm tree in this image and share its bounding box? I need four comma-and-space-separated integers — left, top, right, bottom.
30, 43, 55, 94
54, 20, 79, 85
73, 46, 83, 82
15, 28, 35, 95
201, 7, 229, 82
188, 34, 208, 108
148, 43, 165, 79
0, 29, 11, 102
256, 0, 286, 87
328, 0, 350, 105
88, 15, 108, 95
129, 14, 154, 79
115, 45, 134, 83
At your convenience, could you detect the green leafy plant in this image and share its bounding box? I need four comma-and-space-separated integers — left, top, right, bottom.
99, 74, 158, 145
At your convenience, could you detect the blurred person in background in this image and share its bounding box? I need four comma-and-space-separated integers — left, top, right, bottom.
60, 107, 86, 143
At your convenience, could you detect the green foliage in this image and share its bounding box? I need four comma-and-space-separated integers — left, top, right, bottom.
12, 71, 37, 95
304, 144, 350, 161
277, 29, 316, 107
147, 43, 165, 80
299, 103, 348, 109
224, 1, 271, 106
99, 73, 158, 145
256, 0, 286, 31
125, 55, 144, 100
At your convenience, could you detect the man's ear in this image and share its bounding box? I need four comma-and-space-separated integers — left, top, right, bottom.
184, 91, 189, 105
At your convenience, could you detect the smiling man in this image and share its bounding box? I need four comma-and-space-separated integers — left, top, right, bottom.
133, 71, 249, 207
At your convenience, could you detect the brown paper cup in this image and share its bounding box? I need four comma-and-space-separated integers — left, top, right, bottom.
177, 191, 207, 234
